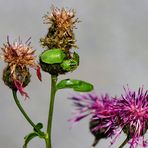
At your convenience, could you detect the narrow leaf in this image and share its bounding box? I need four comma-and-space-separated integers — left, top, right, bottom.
23, 132, 38, 148
34, 122, 43, 132
23, 123, 44, 148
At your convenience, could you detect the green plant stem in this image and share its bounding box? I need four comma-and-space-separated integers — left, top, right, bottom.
12, 90, 44, 137
46, 75, 58, 148
12, 90, 36, 127
119, 137, 129, 148
45, 137, 49, 148
91, 138, 100, 148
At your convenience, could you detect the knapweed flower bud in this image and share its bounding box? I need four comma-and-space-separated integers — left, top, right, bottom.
40, 6, 79, 53
1, 37, 41, 98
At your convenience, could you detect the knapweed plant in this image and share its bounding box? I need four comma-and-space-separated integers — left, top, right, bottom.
1, 6, 93, 148
1, 5, 147, 148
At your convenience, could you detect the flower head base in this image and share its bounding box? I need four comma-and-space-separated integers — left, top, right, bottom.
118, 87, 148, 147
40, 6, 79, 52
1, 37, 41, 98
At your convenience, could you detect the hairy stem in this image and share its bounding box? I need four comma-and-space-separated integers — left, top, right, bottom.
46, 75, 58, 148
119, 137, 129, 148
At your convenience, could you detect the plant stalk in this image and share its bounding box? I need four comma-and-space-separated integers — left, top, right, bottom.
12, 90, 36, 128
12, 90, 44, 137
46, 75, 58, 148
119, 136, 129, 148
91, 138, 100, 148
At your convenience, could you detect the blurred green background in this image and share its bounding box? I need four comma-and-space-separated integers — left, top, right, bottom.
0, 0, 148, 147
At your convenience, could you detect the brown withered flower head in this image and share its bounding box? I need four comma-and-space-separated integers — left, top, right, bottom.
1, 37, 41, 98
40, 6, 79, 52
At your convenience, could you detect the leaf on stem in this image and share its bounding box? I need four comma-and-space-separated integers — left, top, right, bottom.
56, 79, 94, 92
33, 122, 43, 133
23, 132, 38, 148
23, 123, 44, 148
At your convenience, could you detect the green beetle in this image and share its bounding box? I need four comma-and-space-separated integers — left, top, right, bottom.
40, 48, 66, 64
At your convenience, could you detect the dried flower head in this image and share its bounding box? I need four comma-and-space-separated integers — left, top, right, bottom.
1, 37, 41, 97
44, 6, 78, 32
117, 87, 148, 148
40, 6, 79, 51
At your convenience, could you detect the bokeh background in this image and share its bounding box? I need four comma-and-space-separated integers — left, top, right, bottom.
0, 0, 148, 148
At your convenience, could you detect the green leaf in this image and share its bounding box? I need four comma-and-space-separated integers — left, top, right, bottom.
34, 123, 43, 133
40, 49, 66, 64
56, 79, 94, 92
73, 81, 94, 92
23, 123, 44, 148
23, 132, 38, 148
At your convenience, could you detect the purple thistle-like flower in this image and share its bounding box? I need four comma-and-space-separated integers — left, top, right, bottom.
70, 93, 119, 147
70, 93, 102, 122
117, 86, 148, 148
70, 87, 148, 148
70, 93, 112, 122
